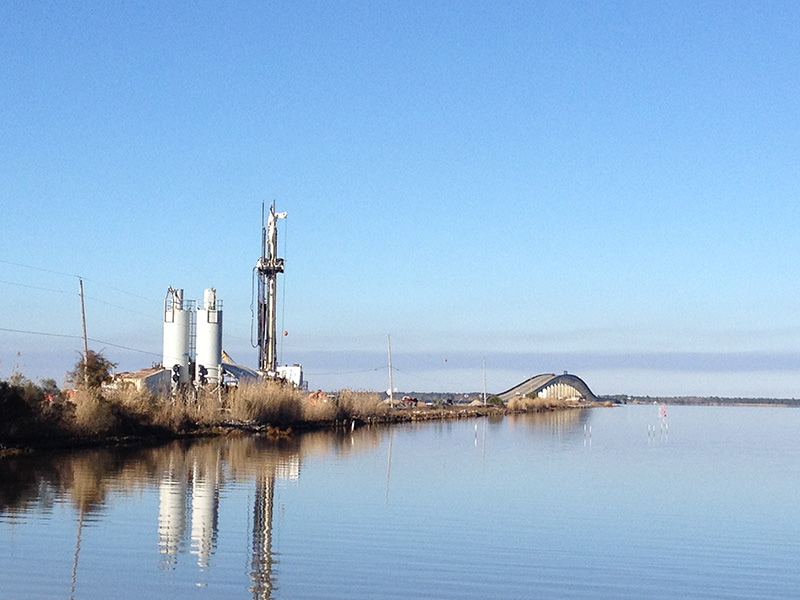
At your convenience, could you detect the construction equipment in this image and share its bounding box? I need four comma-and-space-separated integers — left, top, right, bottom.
254, 202, 287, 376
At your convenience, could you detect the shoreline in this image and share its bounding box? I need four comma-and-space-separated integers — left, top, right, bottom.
0, 401, 606, 458
7, 394, 792, 458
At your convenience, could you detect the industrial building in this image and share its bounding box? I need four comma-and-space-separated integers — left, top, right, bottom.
112, 203, 303, 394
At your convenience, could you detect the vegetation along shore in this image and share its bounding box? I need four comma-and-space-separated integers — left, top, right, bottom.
0, 353, 601, 456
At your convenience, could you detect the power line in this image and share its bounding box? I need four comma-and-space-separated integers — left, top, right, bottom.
84, 296, 160, 321
305, 366, 385, 376
87, 338, 160, 357
0, 257, 159, 304
0, 258, 82, 279
1, 260, 284, 326
392, 366, 450, 385
0, 279, 160, 321
0, 327, 161, 358
0, 279, 77, 296
84, 279, 159, 304
0, 327, 80, 340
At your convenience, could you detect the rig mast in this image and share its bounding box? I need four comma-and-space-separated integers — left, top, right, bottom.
255, 202, 287, 375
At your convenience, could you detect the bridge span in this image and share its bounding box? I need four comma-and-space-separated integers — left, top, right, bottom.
497, 373, 599, 404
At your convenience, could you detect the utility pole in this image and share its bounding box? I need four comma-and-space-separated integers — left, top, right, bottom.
255, 202, 287, 375
387, 335, 394, 407
79, 278, 89, 387
483, 356, 487, 406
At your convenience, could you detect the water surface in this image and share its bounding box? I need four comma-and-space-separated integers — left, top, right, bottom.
2, 405, 799, 599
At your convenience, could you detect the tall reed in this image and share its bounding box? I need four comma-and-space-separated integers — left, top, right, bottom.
226, 381, 302, 426
335, 389, 385, 417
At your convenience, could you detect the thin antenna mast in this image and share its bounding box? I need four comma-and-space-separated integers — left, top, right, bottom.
256, 202, 287, 374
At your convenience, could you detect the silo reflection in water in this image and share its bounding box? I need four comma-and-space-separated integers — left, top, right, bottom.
190, 454, 220, 569
157, 463, 187, 566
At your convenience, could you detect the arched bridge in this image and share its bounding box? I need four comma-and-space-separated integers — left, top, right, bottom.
497, 373, 599, 403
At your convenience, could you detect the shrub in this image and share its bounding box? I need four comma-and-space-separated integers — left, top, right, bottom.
68, 351, 117, 390
71, 388, 117, 435
486, 395, 504, 407
0, 377, 73, 442
0, 380, 36, 440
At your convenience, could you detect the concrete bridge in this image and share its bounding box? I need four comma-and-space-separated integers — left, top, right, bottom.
497, 373, 599, 403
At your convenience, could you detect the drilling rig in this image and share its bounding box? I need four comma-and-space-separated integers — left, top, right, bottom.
255, 202, 287, 376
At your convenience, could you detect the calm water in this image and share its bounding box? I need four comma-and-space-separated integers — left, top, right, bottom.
2, 405, 800, 599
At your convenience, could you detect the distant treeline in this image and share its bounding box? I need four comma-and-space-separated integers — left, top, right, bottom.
602, 395, 800, 407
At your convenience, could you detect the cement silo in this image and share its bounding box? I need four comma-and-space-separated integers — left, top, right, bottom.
163, 287, 191, 385
195, 287, 222, 385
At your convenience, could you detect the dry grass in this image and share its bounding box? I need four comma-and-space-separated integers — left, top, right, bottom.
226, 381, 302, 426
106, 384, 156, 416
300, 390, 334, 421
507, 396, 570, 412
336, 389, 385, 417
186, 390, 226, 426
103, 385, 190, 430
95, 381, 320, 431
6, 366, 461, 447
72, 388, 117, 435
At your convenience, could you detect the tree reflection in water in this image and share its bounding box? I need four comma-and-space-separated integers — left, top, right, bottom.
0, 426, 385, 598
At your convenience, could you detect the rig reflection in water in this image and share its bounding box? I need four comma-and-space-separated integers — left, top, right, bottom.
155, 440, 298, 596
0, 427, 386, 599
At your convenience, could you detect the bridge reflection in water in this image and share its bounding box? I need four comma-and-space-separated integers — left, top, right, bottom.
507, 407, 589, 435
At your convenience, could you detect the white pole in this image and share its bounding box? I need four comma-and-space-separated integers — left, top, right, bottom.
387, 335, 394, 407
482, 356, 487, 406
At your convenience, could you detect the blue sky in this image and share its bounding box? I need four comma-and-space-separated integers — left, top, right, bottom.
2, 1, 800, 397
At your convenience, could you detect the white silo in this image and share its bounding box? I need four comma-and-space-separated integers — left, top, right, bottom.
163, 287, 191, 384
195, 287, 222, 385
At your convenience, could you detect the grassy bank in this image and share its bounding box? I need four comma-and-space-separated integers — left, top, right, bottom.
0, 374, 597, 454
0, 376, 378, 451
